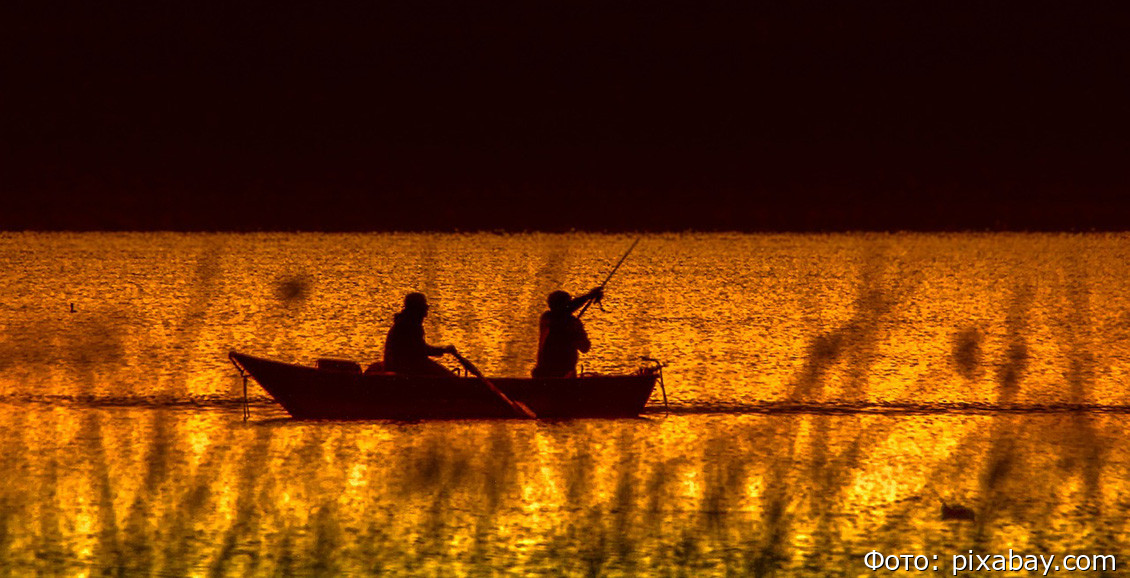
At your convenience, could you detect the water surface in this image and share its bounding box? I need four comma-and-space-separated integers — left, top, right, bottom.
1, 232, 1127, 575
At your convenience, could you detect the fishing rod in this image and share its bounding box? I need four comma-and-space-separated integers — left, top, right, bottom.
578, 237, 641, 318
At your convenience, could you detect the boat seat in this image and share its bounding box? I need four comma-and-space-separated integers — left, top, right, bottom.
364, 361, 393, 375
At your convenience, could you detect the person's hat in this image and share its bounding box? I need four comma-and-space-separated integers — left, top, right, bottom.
404, 292, 428, 311
547, 290, 571, 311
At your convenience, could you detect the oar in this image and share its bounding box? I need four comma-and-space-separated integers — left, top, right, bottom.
578, 237, 640, 318
450, 351, 537, 418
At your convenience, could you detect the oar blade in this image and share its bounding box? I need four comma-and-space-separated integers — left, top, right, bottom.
513, 400, 537, 419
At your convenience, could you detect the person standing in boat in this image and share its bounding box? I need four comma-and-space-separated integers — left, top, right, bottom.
383, 292, 457, 376
532, 287, 603, 378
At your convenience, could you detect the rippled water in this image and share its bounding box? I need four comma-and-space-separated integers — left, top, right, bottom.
1, 232, 1128, 575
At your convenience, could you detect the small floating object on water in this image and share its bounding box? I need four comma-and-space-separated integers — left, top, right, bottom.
941, 502, 976, 521
69, 302, 75, 313
930, 488, 976, 521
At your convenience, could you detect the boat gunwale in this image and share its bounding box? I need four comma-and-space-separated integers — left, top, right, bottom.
229, 351, 660, 420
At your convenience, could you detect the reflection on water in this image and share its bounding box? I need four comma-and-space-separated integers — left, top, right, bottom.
1, 232, 1129, 575
3, 407, 1126, 575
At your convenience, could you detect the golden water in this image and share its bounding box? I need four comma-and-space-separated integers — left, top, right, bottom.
1, 232, 1128, 575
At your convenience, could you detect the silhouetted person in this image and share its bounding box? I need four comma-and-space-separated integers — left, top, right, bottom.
383, 292, 456, 376
532, 287, 603, 378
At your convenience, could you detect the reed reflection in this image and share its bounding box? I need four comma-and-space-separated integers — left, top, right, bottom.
0, 407, 1127, 574
952, 326, 983, 381
0, 233, 1127, 575
995, 284, 1033, 403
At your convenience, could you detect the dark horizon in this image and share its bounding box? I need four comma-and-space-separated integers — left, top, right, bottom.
4, 2, 1128, 232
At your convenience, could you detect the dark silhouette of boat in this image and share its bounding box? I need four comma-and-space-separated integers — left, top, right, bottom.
229, 351, 662, 419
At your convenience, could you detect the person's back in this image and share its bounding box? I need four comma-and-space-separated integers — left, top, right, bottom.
532, 288, 600, 378
383, 293, 455, 376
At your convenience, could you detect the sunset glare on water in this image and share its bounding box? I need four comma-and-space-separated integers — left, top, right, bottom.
2, 233, 1129, 575
5, 0, 1130, 574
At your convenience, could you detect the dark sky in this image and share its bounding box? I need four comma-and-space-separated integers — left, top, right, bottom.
4, 1, 1129, 230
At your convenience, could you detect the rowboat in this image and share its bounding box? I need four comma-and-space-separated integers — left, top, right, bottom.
229, 351, 664, 419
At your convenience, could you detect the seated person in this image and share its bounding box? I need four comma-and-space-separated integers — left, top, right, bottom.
382, 292, 456, 376
532, 287, 603, 378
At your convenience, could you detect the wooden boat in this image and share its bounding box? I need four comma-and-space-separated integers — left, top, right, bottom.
229, 351, 663, 419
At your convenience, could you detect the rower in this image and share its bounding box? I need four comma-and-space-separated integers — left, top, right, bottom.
382, 292, 457, 376
531, 287, 603, 378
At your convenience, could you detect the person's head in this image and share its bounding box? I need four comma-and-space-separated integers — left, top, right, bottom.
403, 292, 429, 315
547, 290, 571, 312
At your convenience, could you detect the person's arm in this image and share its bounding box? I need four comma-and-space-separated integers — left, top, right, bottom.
567, 286, 604, 314
415, 324, 452, 357
574, 319, 591, 353
425, 342, 457, 357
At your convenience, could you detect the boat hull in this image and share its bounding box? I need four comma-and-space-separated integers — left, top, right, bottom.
230, 352, 659, 419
